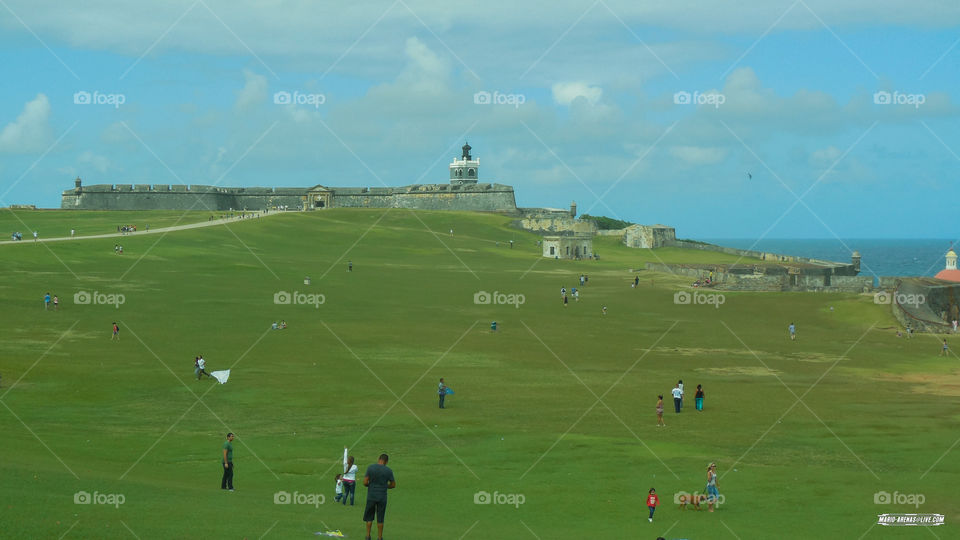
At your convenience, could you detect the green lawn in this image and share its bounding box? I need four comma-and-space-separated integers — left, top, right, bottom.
1, 209, 955, 539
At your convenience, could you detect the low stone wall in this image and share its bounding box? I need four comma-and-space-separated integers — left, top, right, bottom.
644, 262, 876, 292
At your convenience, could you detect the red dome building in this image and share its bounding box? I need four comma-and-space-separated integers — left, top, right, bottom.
935, 249, 960, 282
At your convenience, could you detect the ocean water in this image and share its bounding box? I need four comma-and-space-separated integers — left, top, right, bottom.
701, 239, 956, 278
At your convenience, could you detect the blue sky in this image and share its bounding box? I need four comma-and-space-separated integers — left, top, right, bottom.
1, 0, 958, 239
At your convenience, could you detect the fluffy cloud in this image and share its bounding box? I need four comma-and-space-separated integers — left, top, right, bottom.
0, 94, 53, 153
552, 82, 603, 106
235, 69, 268, 111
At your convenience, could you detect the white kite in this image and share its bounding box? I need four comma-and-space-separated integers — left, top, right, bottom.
210, 370, 231, 384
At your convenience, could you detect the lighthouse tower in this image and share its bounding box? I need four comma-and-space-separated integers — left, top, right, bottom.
449, 142, 479, 185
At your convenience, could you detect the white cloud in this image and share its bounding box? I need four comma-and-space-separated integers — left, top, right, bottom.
0, 94, 53, 153
235, 69, 268, 111
552, 82, 603, 106
78, 151, 113, 173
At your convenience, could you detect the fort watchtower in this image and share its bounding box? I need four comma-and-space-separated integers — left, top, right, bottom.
450, 142, 479, 185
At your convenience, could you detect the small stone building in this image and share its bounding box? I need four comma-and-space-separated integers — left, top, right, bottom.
623, 224, 677, 248
542, 233, 594, 259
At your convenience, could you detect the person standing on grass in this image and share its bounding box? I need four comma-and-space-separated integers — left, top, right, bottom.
646, 488, 659, 522
111, 322, 120, 341
53, 295, 59, 311
671, 383, 682, 413
438, 378, 447, 409
363, 453, 396, 540
706, 463, 719, 512
788, 322, 797, 341
342, 447, 358, 505
221, 433, 235, 490
941, 339, 949, 357
678, 380, 684, 409
44, 292, 51, 310
695, 384, 705, 411
656, 395, 665, 427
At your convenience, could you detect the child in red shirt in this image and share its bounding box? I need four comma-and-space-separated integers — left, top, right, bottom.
647, 488, 659, 522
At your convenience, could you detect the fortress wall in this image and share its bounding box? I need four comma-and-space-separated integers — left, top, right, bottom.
518, 216, 597, 234
62, 191, 304, 211
332, 189, 516, 211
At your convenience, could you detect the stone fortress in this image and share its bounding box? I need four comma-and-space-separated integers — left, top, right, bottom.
62, 143, 516, 213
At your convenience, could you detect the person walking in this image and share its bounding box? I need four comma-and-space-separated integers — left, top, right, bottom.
53, 295, 59, 311
646, 488, 659, 522
706, 463, 719, 512
221, 433, 235, 491
44, 292, 51, 310
363, 453, 396, 540
197, 355, 211, 379
438, 378, 447, 409
342, 447, 358, 505
788, 322, 797, 341
671, 383, 682, 413
656, 395, 665, 427
678, 380, 684, 409
111, 322, 120, 341
941, 339, 949, 357
695, 384, 704, 411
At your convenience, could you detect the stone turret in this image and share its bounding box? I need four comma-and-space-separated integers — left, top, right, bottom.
570, 201, 577, 218
851, 251, 861, 273
74, 176, 82, 194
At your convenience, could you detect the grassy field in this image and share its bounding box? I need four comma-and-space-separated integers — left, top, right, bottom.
1, 209, 956, 539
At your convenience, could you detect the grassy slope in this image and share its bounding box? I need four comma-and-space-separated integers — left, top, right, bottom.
1, 209, 956, 539
1, 209, 219, 239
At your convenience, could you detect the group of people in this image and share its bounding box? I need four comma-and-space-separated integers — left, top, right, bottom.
220, 437, 396, 540
10, 231, 24, 241
114, 244, 124, 254
43, 292, 59, 311
271, 320, 287, 330
560, 286, 580, 306
117, 225, 137, 234
656, 380, 705, 426
646, 462, 722, 522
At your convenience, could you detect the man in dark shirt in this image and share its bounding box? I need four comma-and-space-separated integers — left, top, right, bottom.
362, 454, 396, 540
221, 432, 234, 490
